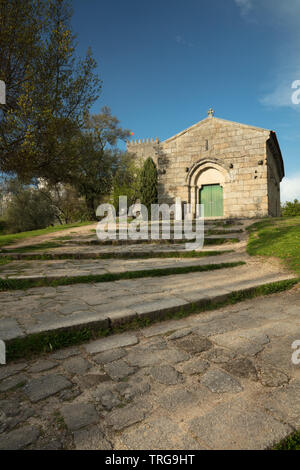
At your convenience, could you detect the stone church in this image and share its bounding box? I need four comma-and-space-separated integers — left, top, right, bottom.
127, 110, 284, 219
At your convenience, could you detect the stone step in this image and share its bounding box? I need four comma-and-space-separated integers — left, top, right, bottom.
1, 263, 296, 351
58, 234, 240, 246
0, 252, 247, 280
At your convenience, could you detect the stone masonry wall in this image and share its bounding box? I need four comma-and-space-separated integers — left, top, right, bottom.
127, 117, 283, 218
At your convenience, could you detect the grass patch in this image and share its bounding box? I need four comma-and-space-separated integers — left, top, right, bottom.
0, 250, 232, 261
274, 431, 300, 450
68, 237, 240, 247
206, 229, 243, 235
0, 221, 96, 249
247, 216, 300, 276
0, 257, 12, 267
6, 277, 298, 361
0, 261, 246, 291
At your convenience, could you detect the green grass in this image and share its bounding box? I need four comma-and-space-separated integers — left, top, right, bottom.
247, 216, 300, 276
0, 221, 96, 249
0, 249, 232, 261
274, 431, 300, 450
206, 229, 243, 235
6, 277, 298, 361
68, 237, 240, 246
0, 257, 12, 266
0, 261, 245, 291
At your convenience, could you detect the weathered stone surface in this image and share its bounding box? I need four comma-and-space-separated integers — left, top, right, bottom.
258, 336, 298, 373
203, 348, 236, 364
174, 335, 212, 354
78, 374, 111, 388
0, 363, 27, 381
128, 115, 282, 219
126, 348, 189, 367
188, 398, 291, 450
60, 403, 99, 431
261, 380, 300, 428
115, 380, 150, 400
51, 347, 81, 360
222, 358, 257, 380
149, 365, 183, 385
59, 389, 81, 402
141, 319, 190, 338
93, 348, 126, 365
256, 363, 289, 387
0, 399, 20, 417
106, 404, 147, 431
0, 374, 27, 392
73, 425, 112, 450
95, 389, 121, 410
104, 360, 136, 381
29, 360, 58, 373
167, 328, 192, 340
0, 425, 40, 450
63, 357, 91, 375
85, 333, 138, 354
0, 318, 24, 341
180, 358, 210, 376
200, 369, 243, 393
157, 387, 197, 411
23, 374, 72, 402
121, 416, 203, 450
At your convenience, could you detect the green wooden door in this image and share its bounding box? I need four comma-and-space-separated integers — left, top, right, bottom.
200, 184, 223, 217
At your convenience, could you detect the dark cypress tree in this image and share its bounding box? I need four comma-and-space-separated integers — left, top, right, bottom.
140, 157, 158, 216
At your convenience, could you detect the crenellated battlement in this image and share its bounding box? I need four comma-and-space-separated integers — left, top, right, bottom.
127, 137, 160, 146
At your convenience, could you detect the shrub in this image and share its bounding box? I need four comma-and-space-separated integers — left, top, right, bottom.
4, 181, 56, 233
281, 199, 300, 217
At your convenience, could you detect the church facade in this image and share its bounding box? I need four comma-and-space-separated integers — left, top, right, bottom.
127, 111, 284, 219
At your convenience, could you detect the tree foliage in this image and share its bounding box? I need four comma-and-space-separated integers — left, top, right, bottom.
112, 152, 141, 212
3, 179, 57, 232
281, 199, 300, 217
140, 157, 158, 215
73, 107, 130, 219
0, 0, 101, 183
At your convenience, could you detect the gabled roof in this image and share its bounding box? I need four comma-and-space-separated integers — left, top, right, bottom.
163, 116, 270, 144
163, 115, 284, 180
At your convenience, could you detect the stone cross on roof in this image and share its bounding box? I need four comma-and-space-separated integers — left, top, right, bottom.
0, 80, 6, 105
208, 107, 214, 118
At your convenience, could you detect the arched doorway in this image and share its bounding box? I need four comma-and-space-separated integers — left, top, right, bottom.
199, 184, 223, 217
186, 159, 229, 217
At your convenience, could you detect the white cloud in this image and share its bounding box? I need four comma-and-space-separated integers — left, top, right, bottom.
260, 79, 300, 110
234, 0, 253, 16
175, 35, 194, 48
281, 175, 300, 203
233, 0, 300, 108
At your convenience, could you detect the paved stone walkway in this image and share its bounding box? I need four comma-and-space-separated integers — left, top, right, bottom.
0, 252, 246, 279
1, 287, 300, 450
0, 218, 295, 341
0, 259, 294, 341
0, 218, 298, 449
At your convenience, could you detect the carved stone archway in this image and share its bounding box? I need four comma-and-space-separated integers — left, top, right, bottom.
186, 158, 230, 216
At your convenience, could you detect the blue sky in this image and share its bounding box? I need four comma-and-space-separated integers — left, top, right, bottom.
72, 0, 300, 202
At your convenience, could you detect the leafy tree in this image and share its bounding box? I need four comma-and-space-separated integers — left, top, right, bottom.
37, 182, 88, 224
73, 107, 130, 219
4, 179, 56, 232
281, 199, 300, 217
140, 157, 158, 216
112, 153, 141, 212
0, 0, 101, 183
